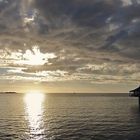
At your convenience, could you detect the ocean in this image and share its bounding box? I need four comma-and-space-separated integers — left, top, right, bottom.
0, 93, 140, 140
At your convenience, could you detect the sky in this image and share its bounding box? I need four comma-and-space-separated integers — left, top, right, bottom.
0, 0, 140, 93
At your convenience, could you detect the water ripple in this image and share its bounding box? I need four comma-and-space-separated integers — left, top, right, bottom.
0, 94, 140, 140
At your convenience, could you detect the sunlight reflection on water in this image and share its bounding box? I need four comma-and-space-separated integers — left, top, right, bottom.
1, 94, 140, 140
24, 92, 45, 139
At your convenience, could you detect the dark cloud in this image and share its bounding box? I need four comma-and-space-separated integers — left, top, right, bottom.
34, 0, 121, 28
32, 0, 140, 60
0, 0, 140, 85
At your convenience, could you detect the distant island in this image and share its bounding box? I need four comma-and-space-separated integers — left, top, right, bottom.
0, 92, 17, 94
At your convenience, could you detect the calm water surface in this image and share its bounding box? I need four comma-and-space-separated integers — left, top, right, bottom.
0, 93, 140, 140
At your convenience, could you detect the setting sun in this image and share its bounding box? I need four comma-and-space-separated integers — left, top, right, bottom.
22, 46, 47, 65
16, 45, 56, 66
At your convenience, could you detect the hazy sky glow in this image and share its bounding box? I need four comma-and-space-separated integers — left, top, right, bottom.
0, 0, 140, 93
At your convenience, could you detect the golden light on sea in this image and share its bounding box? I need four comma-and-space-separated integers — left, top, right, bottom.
24, 91, 45, 139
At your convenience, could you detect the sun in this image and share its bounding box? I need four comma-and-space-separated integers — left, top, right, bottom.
23, 46, 48, 66
17, 45, 56, 66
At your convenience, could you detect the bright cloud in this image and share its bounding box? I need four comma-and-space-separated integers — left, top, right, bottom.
0, 46, 56, 66
19, 46, 56, 66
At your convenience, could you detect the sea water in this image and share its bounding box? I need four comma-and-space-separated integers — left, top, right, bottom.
0, 93, 140, 140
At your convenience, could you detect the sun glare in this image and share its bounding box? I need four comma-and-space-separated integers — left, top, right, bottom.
23, 46, 48, 66
17, 46, 56, 66
24, 91, 45, 138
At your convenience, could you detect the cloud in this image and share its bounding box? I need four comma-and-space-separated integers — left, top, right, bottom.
0, 0, 140, 86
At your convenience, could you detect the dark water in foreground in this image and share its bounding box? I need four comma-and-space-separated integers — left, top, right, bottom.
0, 93, 140, 140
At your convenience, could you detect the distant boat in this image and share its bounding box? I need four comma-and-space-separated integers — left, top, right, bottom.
129, 86, 140, 97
